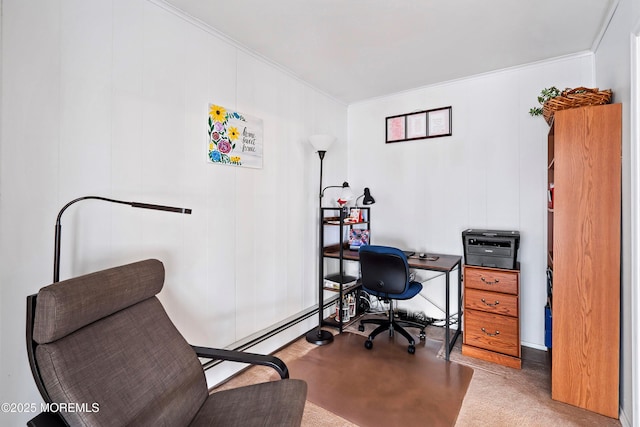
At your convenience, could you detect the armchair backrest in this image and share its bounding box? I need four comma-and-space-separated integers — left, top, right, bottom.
28, 259, 207, 426
358, 245, 410, 295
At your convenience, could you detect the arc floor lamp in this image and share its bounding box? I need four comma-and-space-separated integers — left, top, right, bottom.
53, 196, 192, 283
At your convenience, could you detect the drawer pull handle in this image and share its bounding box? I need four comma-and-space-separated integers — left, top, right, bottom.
481, 298, 500, 307
481, 327, 500, 337
480, 277, 500, 285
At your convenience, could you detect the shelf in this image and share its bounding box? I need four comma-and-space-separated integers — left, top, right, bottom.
323, 281, 361, 294
323, 313, 364, 328
323, 220, 369, 225
323, 244, 360, 261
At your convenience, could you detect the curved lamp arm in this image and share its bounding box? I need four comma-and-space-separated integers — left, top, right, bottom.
53, 196, 192, 282
321, 182, 353, 206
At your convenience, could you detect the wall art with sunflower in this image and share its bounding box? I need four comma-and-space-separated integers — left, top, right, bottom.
207, 103, 263, 169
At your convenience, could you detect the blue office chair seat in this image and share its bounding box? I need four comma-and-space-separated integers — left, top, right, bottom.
357, 245, 425, 354
366, 280, 423, 300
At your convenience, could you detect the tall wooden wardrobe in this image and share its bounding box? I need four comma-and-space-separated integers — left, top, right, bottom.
548, 103, 621, 418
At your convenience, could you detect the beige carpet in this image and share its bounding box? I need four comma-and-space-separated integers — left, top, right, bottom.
286, 331, 473, 427
444, 334, 622, 426
213, 324, 622, 427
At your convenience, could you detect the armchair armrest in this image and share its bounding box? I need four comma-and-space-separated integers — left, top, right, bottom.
192, 346, 290, 379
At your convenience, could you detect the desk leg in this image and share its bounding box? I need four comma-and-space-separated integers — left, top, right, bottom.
445, 270, 450, 361
445, 261, 463, 361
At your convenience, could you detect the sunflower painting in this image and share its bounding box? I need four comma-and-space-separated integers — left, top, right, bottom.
207, 103, 263, 168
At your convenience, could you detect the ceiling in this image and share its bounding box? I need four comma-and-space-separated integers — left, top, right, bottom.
163, 0, 618, 104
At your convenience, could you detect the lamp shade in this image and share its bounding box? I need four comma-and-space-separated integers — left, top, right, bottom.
362, 187, 375, 205
309, 134, 335, 152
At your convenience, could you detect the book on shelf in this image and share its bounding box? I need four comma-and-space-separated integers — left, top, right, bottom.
323, 273, 358, 290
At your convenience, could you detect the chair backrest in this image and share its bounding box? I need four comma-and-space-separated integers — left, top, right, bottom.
28, 259, 208, 427
358, 245, 410, 296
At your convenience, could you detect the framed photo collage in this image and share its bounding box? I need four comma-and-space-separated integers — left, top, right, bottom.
385, 106, 452, 143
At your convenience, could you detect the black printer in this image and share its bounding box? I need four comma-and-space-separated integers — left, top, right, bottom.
462, 229, 520, 270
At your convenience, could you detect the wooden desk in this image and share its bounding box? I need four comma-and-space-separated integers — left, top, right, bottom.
324, 246, 462, 361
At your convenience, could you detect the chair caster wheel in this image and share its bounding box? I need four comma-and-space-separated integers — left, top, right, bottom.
358, 324, 365, 332
408, 345, 416, 354
364, 340, 373, 350
419, 330, 426, 340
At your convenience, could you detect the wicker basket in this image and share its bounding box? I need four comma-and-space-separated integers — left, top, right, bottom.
543, 87, 612, 125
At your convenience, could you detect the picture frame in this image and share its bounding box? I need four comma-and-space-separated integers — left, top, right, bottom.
385, 116, 405, 142
348, 229, 370, 250
385, 106, 452, 143
207, 103, 263, 168
427, 107, 452, 137
346, 208, 361, 224
406, 112, 427, 139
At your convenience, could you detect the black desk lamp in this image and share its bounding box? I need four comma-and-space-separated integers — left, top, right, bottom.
53, 196, 192, 283
356, 188, 376, 206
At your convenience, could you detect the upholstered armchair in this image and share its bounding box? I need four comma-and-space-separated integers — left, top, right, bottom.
26, 259, 307, 426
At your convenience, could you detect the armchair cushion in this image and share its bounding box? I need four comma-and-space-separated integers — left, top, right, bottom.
191, 380, 307, 426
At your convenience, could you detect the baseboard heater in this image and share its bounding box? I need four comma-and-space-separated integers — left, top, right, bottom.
201, 295, 339, 371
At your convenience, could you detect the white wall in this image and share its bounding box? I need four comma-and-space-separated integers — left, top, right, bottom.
2, 0, 634, 425
0, 0, 347, 424
594, 0, 640, 424
347, 54, 594, 349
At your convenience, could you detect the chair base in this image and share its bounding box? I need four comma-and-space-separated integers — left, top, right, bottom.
359, 313, 425, 354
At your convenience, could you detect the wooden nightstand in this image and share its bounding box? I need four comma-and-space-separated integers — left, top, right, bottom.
462, 265, 521, 369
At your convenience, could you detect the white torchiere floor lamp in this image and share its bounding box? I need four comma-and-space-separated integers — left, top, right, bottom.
306, 134, 338, 345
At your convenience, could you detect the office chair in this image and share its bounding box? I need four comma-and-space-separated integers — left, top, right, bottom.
357, 245, 425, 354
26, 259, 307, 427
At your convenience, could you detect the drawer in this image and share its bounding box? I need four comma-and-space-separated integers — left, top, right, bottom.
464, 309, 519, 357
465, 288, 518, 317
464, 266, 518, 295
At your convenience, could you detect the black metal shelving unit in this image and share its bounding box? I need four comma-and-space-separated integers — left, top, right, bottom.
318, 206, 371, 332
